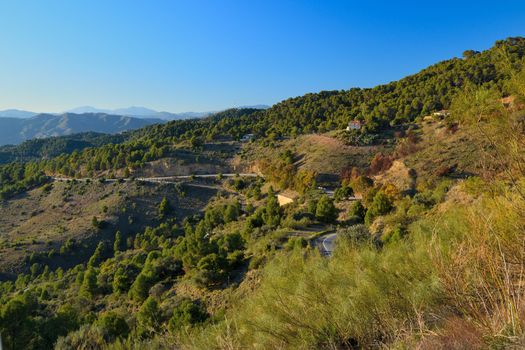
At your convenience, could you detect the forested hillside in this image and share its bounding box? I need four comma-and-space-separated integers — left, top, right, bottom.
0, 132, 128, 164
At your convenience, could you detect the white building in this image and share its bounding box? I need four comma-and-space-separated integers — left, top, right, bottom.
346, 120, 362, 131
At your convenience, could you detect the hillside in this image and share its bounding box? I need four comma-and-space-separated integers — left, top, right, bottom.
0, 38, 523, 183
0, 113, 161, 146
0, 179, 219, 279
0, 132, 128, 164
0, 37, 524, 350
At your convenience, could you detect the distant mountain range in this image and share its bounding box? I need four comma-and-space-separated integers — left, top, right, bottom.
0, 113, 161, 146
0, 105, 270, 120
0, 105, 270, 145
63, 106, 212, 120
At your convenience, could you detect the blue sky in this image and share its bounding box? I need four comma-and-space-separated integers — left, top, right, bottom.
0, 0, 524, 113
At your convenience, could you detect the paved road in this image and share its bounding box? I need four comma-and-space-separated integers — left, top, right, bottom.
52, 173, 260, 184
136, 173, 259, 182
318, 232, 338, 256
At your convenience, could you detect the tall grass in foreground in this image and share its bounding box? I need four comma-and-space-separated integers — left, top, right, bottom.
180, 183, 525, 349
182, 236, 440, 349
424, 187, 525, 347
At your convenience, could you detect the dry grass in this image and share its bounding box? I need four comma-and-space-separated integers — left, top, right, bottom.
426, 184, 525, 346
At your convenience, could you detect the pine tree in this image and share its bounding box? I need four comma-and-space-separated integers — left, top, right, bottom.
263, 187, 281, 227
80, 268, 98, 297
88, 242, 105, 268
315, 195, 338, 223
136, 297, 160, 337
158, 197, 171, 219
113, 231, 122, 254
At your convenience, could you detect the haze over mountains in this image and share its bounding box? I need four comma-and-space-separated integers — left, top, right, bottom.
0, 113, 159, 146
0, 105, 270, 145
0, 109, 38, 119
0, 105, 270, 120
64, 106, 212, 120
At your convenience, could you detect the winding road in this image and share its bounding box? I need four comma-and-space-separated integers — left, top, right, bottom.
52, 173, 260, 183
318, 233, 338, 256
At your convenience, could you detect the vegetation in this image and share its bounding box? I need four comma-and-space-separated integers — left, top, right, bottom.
0, 37, 524, 349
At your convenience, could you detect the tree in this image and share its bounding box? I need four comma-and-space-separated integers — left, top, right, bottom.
315, 195, 338, 223
128, 273, 151, 302
263, 188, 281, 227
158, 197, 171, 219
364, 191, 393, 226
349, 201, 366, 222
136, 297, 160, 338
334, 185, 354, 202
462, 49, 479, 59
0, 294, 36, 350
223, 203, 239, 223
113, 231, 122, 254
80, 268, 98, 297
30, 262, 42, 277
92, 216, 101, 229
190, 136, 203, 150
88, 242, 106, 268
350, 175, 374, 196
195, 253, 226, 286
112, 267, 130, 294
338, 224, 370, 243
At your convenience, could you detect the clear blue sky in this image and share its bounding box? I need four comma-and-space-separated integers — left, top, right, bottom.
0, 0, 524, 113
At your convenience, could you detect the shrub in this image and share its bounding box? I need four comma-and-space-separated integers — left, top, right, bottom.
334, 186, 354, 202
96, 312, 130, 341
337, 224, 370, 244
188, 235, 438, 349
364, 191, 393, 226
168, 299, 208, 333
55, 325, 108, 350
315, 195, 338, 223
349, 201, 366, 222
369, 153, 393, 175
136, 297, 161, 338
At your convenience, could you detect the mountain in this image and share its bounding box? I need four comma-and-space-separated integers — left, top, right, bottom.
238, 104, 270, 109
0, 109, 38, 118
65, 106, 211, 120
0, 113, 162, 146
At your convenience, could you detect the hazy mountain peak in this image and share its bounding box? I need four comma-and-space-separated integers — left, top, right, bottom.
0, 109, 38, 119
113, 106, 158, 116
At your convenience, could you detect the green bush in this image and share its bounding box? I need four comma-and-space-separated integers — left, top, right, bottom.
168, 299, 208, 333
136, 297, 161, 338
349, 201, 366, 222
364, 191, 393, 226
96, 312, 130, 341
315, 195, 338, 223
